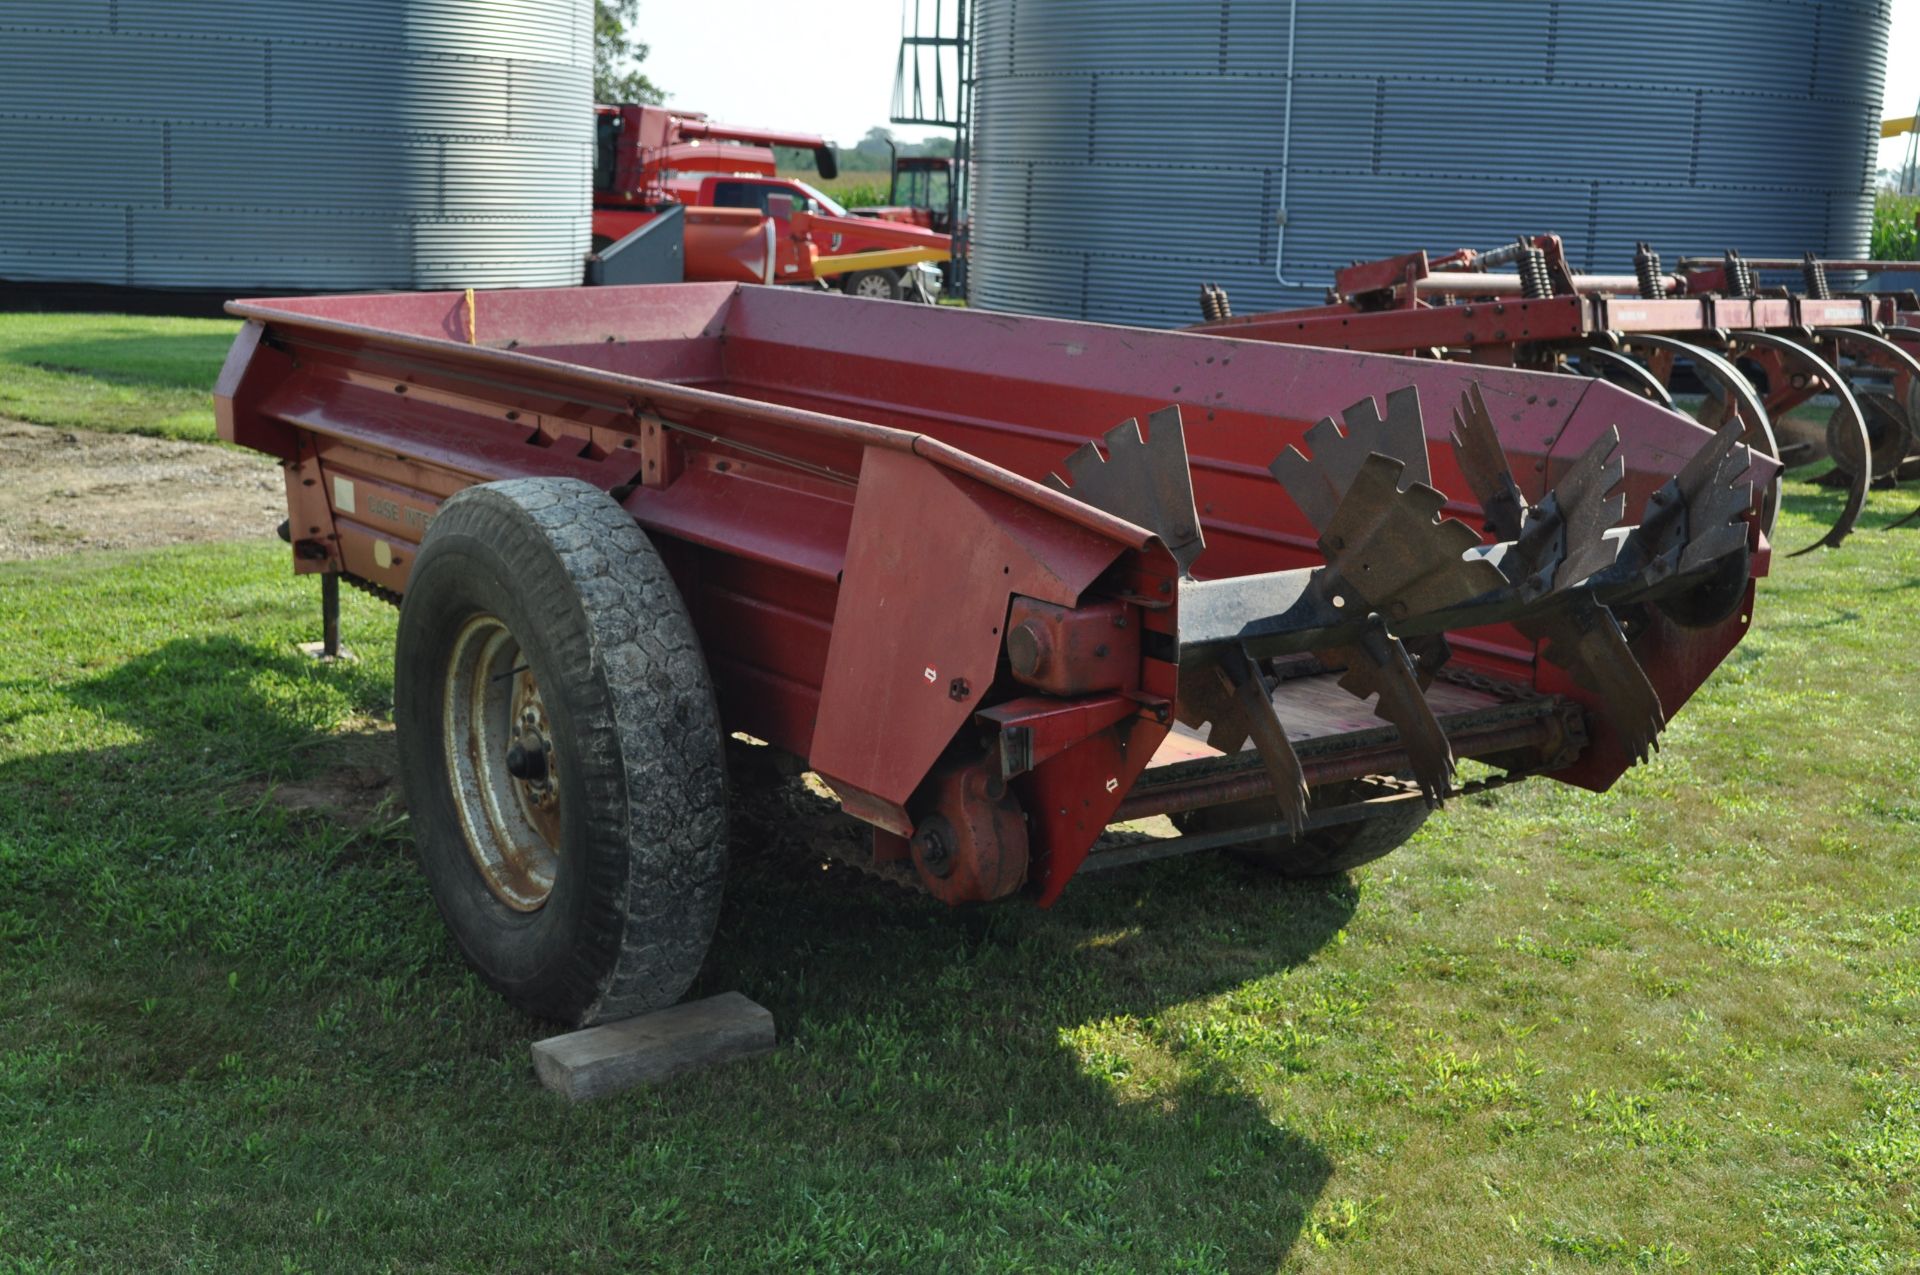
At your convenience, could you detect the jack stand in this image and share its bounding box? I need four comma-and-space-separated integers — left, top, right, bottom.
299, 572, 354, 663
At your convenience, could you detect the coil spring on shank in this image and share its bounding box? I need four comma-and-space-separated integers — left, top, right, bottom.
1518, 245, 1552, 300
1723, 250, 1756, 298
1801, 251, 1832, 300
1634, 242, 1666, 300
1197, 282, 1232, 322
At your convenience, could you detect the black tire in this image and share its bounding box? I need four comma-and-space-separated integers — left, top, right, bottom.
394, 477, 727, 1025
841, 268, 901, 300
1179, 781, 1431, 877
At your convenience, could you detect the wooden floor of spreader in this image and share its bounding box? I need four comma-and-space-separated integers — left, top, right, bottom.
1149, 672, 1508, 768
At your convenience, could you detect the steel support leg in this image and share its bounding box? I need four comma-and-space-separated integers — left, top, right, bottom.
321, 572, 341, 660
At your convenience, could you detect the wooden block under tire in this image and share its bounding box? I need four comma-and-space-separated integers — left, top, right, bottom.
531, 992, 775, 1101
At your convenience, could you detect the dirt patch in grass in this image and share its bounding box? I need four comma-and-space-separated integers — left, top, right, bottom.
253, 723, 404, 829
269, 763, 401, 826
0, 417, 282, 561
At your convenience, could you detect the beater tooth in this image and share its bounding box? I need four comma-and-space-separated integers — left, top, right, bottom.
1269, 415, 1350, 530
1318, 453, 1507, 621
1502, 425, 1625, 599
1327, 616, 1455, 802
1549, 428, 1628, 589
1275, 389, 1505, 623
1448, 383, 1526, 541
1046, 406, 1206, 575
1613, 419, 1754, 588
1177, 660, 1251, 756
1530, 594, 1666, 766
1474, 420, 1664, 762
1056, 438, 1103, 477
1673, 419, 1757, 575
1181, 648, 1311, 836
1340, 386, 1433, 489
1271, 385, 1432, 532
1186, 382, 1752, 824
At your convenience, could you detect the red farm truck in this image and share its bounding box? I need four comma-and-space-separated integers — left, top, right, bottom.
593, 104, 950, 300
215, 282, 1773, 1026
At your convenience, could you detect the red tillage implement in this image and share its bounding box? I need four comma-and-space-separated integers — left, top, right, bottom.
217, 283, 1774, 1024
1191, 237, 1920, 552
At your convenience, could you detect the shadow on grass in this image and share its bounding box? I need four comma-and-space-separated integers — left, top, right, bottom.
692, 757, 1353, 1260
59, 634, 393, 771
1764, 607, 1864, 632
4, 330, 236, 393
0, 636, 391, 867
16, 634, 1345, 1266
1780, 474, 1920, 536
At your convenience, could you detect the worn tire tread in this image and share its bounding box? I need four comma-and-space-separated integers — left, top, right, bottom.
397, 477, 727, 1025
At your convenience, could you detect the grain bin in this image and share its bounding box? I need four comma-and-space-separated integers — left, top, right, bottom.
968, 0, 1891, 326
0, 0, 592, 293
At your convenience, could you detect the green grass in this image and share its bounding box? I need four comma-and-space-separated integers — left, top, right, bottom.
2, 482, 1916, 1272
0, 313, 238, 441
1872, 190, 1918, 261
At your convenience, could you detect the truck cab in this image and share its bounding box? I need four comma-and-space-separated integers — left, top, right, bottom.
591, 104, 951, 299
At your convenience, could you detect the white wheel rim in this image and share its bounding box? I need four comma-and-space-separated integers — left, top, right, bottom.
442, 614, 561, 911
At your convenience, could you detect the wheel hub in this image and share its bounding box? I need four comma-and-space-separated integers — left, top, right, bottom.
443, 615, 562, 911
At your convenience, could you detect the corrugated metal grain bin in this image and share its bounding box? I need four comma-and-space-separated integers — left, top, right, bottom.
0, 0, 592, 292
969, 0, 1891, 326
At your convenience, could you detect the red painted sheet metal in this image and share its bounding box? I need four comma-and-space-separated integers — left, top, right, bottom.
809, 446, 1141, 829
263, 377, 644, 490
235, 282, 737, 350
1192, 296, 1600, 352
226, 288, 1154, 553
713, 287, 1724, 547
1027, 712, 1172, 906
664, 539, 838, 755
714, 290, 1744, 695
221, 291, 1160, 812
628, 465, 849, 585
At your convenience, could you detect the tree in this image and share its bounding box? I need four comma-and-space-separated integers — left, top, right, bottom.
594, 0, 664, 104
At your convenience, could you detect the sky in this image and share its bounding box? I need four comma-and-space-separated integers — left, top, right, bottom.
1880, 0, 1919, 178
635, 0, 953, 148
637, 0, 1918, 172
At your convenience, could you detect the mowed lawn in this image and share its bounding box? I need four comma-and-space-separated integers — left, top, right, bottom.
0, 312, 238, 440
0, 381, 1916, 1270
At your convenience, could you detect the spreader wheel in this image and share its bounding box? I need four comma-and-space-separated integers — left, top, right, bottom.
1179, 781, 1433, 877
395, 478, 728, 1025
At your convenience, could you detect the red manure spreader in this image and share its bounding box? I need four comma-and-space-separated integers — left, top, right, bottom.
217, 283, 1774, 1024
